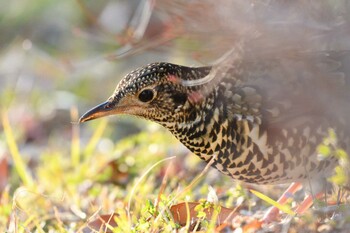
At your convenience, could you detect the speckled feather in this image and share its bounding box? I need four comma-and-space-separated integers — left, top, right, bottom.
82, 50, 350, 186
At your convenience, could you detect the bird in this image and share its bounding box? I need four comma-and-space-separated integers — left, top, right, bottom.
79, 0, 350, 223
79, 48, 350, 219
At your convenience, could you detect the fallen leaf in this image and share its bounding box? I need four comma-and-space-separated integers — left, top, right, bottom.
83, 213, 118, 233
170, 202, 238, 226
0, 156, 8, 194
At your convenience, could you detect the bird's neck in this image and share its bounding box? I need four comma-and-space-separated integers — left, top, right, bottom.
164, 85, 232, 161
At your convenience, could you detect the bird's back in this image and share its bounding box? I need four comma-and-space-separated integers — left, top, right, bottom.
171, 49, 350, 185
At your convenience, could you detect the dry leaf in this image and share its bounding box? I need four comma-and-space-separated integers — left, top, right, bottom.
0, 157, 8, 194
83, 213, 118, 233
170, 202, 238, 226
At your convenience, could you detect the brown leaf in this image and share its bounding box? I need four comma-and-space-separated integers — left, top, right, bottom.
242, 219, 263, 233
100, 160, 130, 185
83, 213, 118, 233
0, 157, 8, 194
170, 202, 238, 226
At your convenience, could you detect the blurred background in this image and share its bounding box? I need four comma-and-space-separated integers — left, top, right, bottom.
0, 0, 217, 159
0, 0, 194, 148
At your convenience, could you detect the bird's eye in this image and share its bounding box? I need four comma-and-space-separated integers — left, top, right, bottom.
138, 89, 155, 102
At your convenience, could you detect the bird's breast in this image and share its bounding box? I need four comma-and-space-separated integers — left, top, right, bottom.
170, 108, 339, 184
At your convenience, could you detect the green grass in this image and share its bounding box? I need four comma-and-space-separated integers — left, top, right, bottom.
2, 111, 34, 188
1, 110, 243, 232
2, 109, 349, 232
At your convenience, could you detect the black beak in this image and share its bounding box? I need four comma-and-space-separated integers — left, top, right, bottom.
79, 101, 113, 123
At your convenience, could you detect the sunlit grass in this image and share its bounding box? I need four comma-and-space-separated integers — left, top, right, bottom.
2, 111, 34, 188
250, 189, 294, 216
2, 106, 350, 232
2, 108, 239, 232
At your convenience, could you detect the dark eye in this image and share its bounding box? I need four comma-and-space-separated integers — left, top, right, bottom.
138, 89, 155, 102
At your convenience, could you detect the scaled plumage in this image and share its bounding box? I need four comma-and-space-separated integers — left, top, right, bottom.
80, 0, 350, 196
79, 49, 350, 188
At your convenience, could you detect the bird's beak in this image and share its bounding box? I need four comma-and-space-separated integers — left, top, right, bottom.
79, 101, 115, 123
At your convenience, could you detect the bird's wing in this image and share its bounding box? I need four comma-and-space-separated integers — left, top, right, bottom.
249, 51, 350, 131
217, 50, 350, 134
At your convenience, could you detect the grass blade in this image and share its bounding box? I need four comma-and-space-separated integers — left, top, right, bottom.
71, 107, 80, 166
83, 118, 108, 158
2, 111, 34, 188
250, 189, 294, 216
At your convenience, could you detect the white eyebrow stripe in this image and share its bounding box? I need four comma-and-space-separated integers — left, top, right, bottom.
180, 46, 239, 87
180, 72, 216, 87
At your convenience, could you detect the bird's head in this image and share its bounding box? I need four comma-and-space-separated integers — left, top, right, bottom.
79, 62, 211, 126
